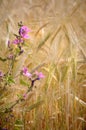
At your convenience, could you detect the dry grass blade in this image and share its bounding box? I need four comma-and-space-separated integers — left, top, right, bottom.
30, 62, 45, 74
37, 33, 51, 50
62, 24, 70, 44
67, 23, 86, 60
26, 100, 44, 112
69, 1, 82, 17
77, 44, 86, 60
61, 65, 69, 82
71, 94, 86, 107
35, 22, 49, 36
29, 4, 42, 10
75, 96, 86, 107
50, 25, 61, 44
77, 117, 86, 123
43, 66, 57, 81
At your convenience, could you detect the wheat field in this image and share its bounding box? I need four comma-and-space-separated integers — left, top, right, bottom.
0, 0, 86, 130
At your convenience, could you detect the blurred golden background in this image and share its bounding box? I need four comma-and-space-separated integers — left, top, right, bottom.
0, 0, 86, 130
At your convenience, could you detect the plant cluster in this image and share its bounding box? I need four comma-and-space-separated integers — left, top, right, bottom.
0, 22, 44, 130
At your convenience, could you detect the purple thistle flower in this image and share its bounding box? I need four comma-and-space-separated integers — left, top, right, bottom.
19, 26, 31, 39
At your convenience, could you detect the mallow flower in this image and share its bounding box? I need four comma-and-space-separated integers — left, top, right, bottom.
19, 26, 31, 39
22, 67, 32, 78
12, 38, 23, 44
35, 71, 45, 80
7, 54, 14, 60
0, 71, 3, 77
23, 93, 27, 100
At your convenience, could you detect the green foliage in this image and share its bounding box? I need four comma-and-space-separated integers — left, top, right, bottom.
20, 78, 30, 87
14, 119, 23, 130
15, 119, 23, 125
5, 75, 15, 85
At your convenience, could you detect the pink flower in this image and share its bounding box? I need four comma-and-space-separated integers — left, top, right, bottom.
8, 54, 13, 59
19, 26, 31, 39
22, 67, 28, 74
35, 71, 45, 79
0, 71, 3, 77
22, 67, 32, 78
23, 93, 27, 99
24, 72, 32, 77
12, 38, 23, 44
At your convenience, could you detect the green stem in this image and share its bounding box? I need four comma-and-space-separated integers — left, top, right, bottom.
4, 78, 38, 113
